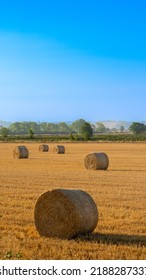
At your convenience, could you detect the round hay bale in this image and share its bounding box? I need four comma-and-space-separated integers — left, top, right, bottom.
34, 189, 98, 239
39, 144, 49, 152
53, 145, 65, 154
84, 152, 109, 170
13, 146, 29, 159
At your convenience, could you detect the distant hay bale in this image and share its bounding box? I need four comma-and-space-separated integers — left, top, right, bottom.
84, 152, 109, 170
13, 146, 29, 159
39, 144, 49, 152
53, 145, 65, 154
34, 189, 98, 239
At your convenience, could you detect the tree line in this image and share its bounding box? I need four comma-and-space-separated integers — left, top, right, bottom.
0, 119, 146, 140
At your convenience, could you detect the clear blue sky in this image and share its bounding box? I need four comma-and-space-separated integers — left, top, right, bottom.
0, 0, 146, 122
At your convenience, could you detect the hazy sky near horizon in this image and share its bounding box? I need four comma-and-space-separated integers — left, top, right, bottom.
0, 0, 146, 122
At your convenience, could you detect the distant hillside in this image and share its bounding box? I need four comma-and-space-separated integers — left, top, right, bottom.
92, 121, 146, 130
0, 120, 11, 127
99, 121, 132, 130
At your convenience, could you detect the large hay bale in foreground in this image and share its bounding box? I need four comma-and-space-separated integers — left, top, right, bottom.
84, 152, 109, 170
34, 189, 98, 239
39, 144, 49, 152
53, 145, 65, 154
13, 146, 29, 159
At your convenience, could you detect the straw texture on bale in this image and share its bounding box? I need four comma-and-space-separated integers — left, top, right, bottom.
34, 189, 98, 239
53, 145, 65, 154
84, 152, 109, 170
39, 144, 49, 152
13, 146, 29, 159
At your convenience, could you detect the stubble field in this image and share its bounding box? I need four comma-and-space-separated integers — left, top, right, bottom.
0, 142, 146, 260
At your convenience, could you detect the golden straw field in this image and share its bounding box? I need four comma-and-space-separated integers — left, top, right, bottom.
0, 142, 146, 260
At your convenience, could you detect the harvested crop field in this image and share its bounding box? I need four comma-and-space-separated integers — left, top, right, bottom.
0, 142, 146, 260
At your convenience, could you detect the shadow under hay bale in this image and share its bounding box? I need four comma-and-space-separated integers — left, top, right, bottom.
84, 152, 109, 170
53, 145, 65, 154
75, 232, 146, 246
13, 146, 29, 159
39, 144, 49, 152
34, 189, 98, 239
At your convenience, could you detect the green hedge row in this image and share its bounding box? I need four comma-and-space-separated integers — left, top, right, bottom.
1, 133, 146, 142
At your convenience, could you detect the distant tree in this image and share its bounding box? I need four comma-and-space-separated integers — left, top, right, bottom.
96, 122, 107, 133
0, 127, 9, 138
28, 122, 40, 133
29, 129, 34, 139
58, 122, 71, 133
80, 122, 93, 140
9, 122, 24, 134
91, 124, 96, 133
74, 134, 79, 141
110, 128, 118, 133
69, 133, 75, 141
46, 123, 60, 133
71, 119, 86, 133
129, 122, 146, 134
120, 125, 124, 133
9, 122, 40, 134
